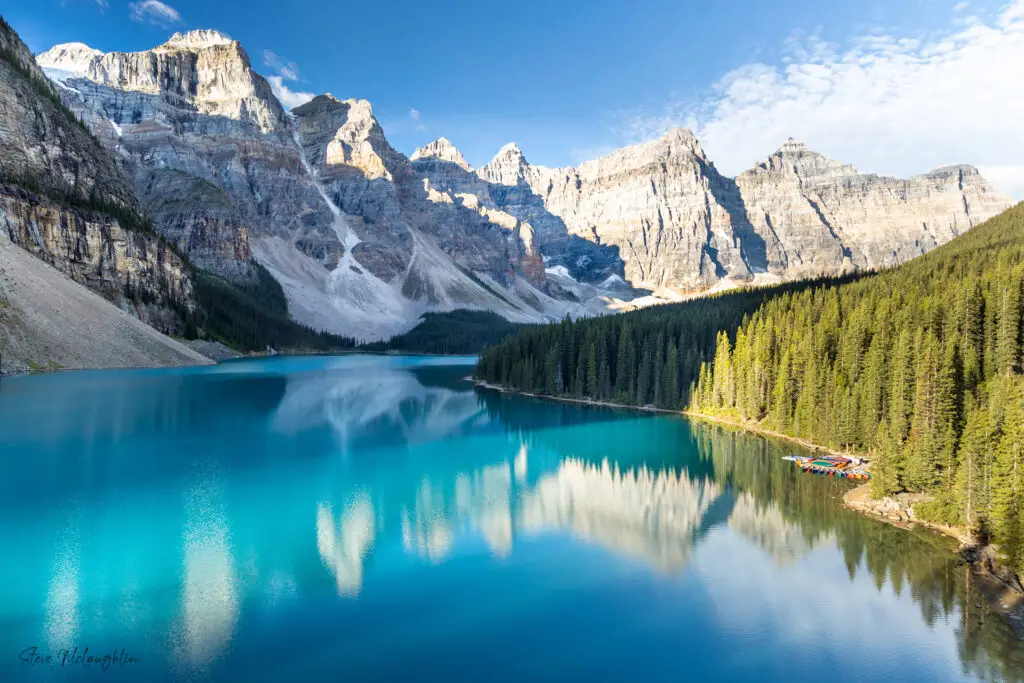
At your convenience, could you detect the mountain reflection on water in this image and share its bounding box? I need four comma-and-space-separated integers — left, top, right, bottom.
0, 355, 1021, 682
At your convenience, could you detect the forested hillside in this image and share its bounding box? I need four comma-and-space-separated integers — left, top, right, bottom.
474, 275, 856, 406
187, 265, 357, 352
361, 309, 525, 355
474, 203, 1024, 573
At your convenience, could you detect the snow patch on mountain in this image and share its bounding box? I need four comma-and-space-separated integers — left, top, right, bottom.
35, 43, 101, 74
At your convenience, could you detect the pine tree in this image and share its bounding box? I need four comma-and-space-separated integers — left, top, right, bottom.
955, 402, 994, 534
889, 328, 915, 443
712, 331, 732, 411
871, 419, 902, 499
860, 331, 887, 444
665, 339, 680, 409
586, 342, 598, 398
992, 379, 1024, 572
906, 331, 941, 492
769, 346, 793, 431
961, 282, 985, 388
615, 321, 634, 401
996, 276, 1022, 376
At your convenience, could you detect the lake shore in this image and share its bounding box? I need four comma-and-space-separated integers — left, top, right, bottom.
471, 378, 1024, 637
472, 379, 861, 458
0, 347, 476, 377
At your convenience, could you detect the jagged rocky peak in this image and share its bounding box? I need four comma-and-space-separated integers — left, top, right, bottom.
653, 127, 706, 158
293, 94, 403, 179
0, 18, 197, 330
37, 28, 286, 135
410, 137, 470, 171
777, 137, 810, 154
159, 29, 235, 49
291, 92, 344, 115
921, 164, 984, 181
750, 138, 856, 179
574, 127, 710, 179
479, 142, 529, 186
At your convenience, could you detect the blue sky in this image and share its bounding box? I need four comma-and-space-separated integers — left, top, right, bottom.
6, 0, 1024, 196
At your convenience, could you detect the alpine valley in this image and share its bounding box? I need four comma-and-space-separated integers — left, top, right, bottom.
0, 19, 1015, 370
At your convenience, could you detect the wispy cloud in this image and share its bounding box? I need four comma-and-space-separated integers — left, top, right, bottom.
128, 0, 181, 25
613, 0, 1024, 198
409, 107, 425, 130
262, 49, 313, 109
267, 75, 314, 109
263, 50, 300, 81
94, 0, 109, 10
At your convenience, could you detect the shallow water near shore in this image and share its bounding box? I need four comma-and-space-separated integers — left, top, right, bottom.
1, 355, 1022, 682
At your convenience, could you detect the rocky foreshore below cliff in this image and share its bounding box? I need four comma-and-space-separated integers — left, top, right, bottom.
843, 483, 1024, 637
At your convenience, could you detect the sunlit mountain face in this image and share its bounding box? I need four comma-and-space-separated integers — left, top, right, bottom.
1, 356, 1020, 682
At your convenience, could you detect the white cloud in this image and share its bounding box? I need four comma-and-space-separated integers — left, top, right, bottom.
261, 50, 312, 109
263, 50, 300, 82
94, 0, 109, 9
954, 1, 971, 11
128, 0, 181, 25
408, 108, 425, 131
266, 75, 314, 110
616, 0, 1024, 198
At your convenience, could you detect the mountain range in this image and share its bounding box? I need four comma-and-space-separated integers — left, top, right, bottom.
0, 20, 1014, 369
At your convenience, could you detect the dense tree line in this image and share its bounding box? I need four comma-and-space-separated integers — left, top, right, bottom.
363, 309, 526, 355
474, 276, 854, 407
187, 265, 356, 352
475, 204, 1024, 574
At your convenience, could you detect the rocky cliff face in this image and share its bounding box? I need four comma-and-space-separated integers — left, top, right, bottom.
735, 139, 1012, 277
31, 25, 1014, 340
0, 222, 210, 374
283, 94, 582, 336
0, 185, 194, 329
38, 36, 577, 339
474, 130, 749, 289
459, 131, 1014, 291
0, 18, 194, 332
37, 30, 337, 282
292, 94, 541, 287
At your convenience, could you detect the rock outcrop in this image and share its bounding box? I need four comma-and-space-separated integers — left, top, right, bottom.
0, 185, 194, 331
37, 30, 337, 282
735, 139, 1012, 277
0, 224, 210, 374
0, 18, 195, 333
38, 37, 582, 339
30, 24, 1015, 340
288, 94, 584, 335
463, 131, 1014, 290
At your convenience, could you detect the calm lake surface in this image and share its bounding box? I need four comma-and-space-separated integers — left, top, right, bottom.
1, 355, 1022, 682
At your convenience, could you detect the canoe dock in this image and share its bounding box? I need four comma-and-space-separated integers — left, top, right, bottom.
782, 454, 871, 480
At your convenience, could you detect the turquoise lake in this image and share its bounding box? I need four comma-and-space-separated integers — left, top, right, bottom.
1, 354, 1022, 682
